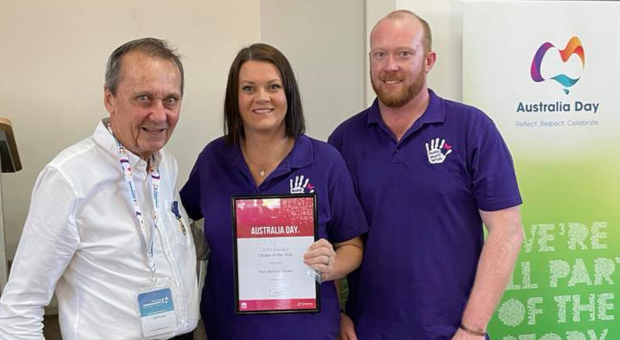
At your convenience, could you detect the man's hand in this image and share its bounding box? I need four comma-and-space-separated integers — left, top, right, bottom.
340, 313, 358, 340
451, 327, 486, 340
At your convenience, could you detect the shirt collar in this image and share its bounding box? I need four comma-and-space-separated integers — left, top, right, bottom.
281, 134, 313, 170
94, 118, 163, 168
366, 89, 446, 127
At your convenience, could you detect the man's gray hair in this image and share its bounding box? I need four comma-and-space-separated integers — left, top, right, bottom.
105, 37, 184, 95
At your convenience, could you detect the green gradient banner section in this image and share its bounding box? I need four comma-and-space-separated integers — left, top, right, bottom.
464, 1, 620, 339
494, 159, 620, 338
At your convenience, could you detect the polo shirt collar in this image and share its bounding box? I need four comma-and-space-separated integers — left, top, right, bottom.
94, 118, 163, 169
282, 134, 313, 170
366, 89, 446, 128
418, 89, 446, 124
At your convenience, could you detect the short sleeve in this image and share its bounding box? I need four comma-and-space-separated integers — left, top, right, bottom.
180, 161, 204, 221
469, 121, 522, 211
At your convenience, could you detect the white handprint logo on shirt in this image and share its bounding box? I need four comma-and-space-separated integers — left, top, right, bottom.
425, 138, 453, 164
290, 175, 315, 194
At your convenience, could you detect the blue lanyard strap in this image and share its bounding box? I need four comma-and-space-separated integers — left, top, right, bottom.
108, 125, 161, 282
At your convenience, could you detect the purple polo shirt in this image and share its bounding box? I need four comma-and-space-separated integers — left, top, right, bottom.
328, 90, 522, 340
180, 134, 368, 340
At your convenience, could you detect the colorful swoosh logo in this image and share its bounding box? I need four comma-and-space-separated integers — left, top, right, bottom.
530, 36, 585, 94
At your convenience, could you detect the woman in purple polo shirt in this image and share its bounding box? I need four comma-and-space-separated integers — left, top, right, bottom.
180, 43, 368, 340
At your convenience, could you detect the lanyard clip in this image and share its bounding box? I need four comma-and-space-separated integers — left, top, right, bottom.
171, 201, 182, 220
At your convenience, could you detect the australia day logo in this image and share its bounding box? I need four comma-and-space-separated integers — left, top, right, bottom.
530, 36, 585, 95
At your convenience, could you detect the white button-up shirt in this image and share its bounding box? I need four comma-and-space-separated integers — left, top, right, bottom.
0, 121, 199, 340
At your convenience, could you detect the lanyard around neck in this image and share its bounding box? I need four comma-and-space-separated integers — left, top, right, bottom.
108, 125, 161, 282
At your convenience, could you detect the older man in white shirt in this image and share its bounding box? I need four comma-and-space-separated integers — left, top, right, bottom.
0, 38, 199, 340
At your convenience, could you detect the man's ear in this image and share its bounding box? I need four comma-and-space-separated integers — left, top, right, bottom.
103, 87, 115, 115
424, 51, 437, 74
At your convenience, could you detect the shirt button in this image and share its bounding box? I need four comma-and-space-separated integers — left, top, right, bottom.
394, 149, 399, 155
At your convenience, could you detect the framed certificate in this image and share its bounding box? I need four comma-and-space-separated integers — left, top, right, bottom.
232, 193, 320, 314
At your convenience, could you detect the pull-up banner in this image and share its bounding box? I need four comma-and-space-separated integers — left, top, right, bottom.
464, 1, 620, 339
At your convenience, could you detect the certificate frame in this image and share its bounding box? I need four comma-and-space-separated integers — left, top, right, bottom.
232, 193, 320, 315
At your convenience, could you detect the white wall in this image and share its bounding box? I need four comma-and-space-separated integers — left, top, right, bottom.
259, 0, 366, 140
0, 0, 261, 259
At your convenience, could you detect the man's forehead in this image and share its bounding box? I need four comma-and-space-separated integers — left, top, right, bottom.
126, 83, 182, 95
117, 53, 181, 92
371, 20, 423, 48
120, 52, 178, 74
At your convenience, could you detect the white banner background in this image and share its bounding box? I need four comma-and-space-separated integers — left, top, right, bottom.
464, 1, 620, 339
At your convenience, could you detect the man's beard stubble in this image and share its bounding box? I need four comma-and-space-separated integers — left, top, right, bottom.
371, 69, 425, 108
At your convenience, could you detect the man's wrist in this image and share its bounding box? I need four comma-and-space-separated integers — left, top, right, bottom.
459, 323, 486, 337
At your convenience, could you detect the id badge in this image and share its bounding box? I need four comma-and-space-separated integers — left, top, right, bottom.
137, 285, 177, 337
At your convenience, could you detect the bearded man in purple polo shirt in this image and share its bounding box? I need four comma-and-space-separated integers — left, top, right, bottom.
329, 10, 524, 340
